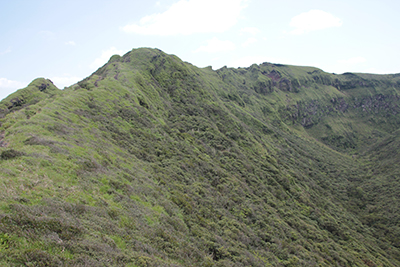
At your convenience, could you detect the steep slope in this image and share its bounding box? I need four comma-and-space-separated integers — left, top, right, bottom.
349, 129, 400, 251
0, 48, 399, 266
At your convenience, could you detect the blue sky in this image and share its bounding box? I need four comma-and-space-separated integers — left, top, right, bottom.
1, 0, 400, 100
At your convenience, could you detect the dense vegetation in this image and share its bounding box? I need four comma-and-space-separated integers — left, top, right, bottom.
0, 48, 399, 266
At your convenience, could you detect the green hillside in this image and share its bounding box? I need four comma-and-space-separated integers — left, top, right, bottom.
0, 48, 399, 266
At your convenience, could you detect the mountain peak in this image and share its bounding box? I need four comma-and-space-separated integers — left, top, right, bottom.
0, 77, 60, 117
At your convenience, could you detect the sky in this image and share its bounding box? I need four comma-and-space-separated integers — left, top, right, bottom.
1, 0, 400, 100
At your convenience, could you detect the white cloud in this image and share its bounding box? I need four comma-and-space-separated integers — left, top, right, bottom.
242, 37, 257, 47
50, 74, 83, 88
337, 56, 366, 65
240, 27, 260, 35
194, 38, 236, 53
289, 10, 342, 35
0, 78, 26, 89
65, 41, 76, 46
122, 0, 247, 36
90, 47, 124, 70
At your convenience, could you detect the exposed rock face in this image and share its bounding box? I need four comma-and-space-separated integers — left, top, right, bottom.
283, 94, 400, 129
8, 97, 24, 109
38, 83, 48, 91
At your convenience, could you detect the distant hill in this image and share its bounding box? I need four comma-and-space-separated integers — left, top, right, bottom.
0, 48, 399, 266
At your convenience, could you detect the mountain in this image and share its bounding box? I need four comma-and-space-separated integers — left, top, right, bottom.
0, 47, 399, 266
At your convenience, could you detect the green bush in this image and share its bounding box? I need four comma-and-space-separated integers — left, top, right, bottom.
0, 149, 25, 160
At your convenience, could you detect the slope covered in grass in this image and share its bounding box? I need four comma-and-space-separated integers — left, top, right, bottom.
0, 48, 399, 266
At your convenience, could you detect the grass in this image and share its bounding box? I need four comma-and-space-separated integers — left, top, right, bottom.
0, 48, 399, 266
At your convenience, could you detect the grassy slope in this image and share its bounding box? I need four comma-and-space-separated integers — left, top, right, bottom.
0, 48, 399, 266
